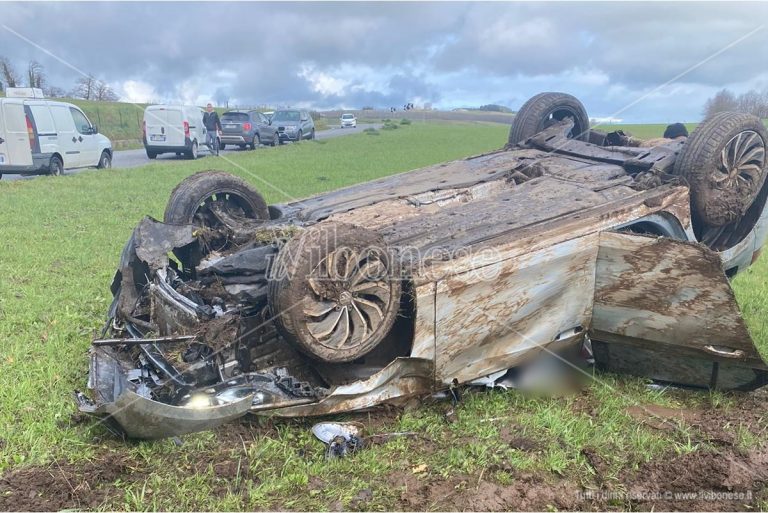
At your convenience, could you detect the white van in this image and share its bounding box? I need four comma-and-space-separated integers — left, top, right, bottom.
0, 88, 113, 178
143, 105, 207, 160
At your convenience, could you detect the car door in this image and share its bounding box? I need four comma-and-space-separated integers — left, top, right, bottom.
69, 106, 100, 167
49, 104, 80, 168
591, 231, 768, 391
0, 99, 33, 168
257, 112, 274, 142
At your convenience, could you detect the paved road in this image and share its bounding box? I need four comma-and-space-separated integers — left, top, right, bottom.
112, 123, 381, 170
1, 123, 381, 181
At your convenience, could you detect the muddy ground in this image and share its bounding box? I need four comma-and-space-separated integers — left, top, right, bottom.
1, 391, 766, 512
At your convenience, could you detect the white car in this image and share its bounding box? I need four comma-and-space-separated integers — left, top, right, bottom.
340, 113, 357, 128
0, 88, 113, 178
143, 105, 207, 160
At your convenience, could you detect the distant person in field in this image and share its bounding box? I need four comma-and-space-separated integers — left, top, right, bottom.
203, 103, 222, 155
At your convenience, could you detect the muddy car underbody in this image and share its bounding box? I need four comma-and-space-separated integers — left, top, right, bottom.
78, 94, 768, 439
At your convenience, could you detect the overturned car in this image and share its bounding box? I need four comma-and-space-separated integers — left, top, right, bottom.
78, 93, 768, 438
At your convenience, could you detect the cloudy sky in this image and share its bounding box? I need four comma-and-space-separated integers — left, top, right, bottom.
1, 1, 767, 122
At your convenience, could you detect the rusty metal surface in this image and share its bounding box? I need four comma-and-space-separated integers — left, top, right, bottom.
592, 232, 768, 390
267, 358, 434, 417
434, 235, 598, 384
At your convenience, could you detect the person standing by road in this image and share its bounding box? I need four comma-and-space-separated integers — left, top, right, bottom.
203, 103, 222, 156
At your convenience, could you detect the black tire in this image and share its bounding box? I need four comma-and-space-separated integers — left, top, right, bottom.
48, 155, 63, 176
176, 152, 182, 156
508, 92, 590, 146
310, 129, 315, 140
146, 150, 157, 160
278, 136, 284, 145
186, 141, 199, 160
268, 222, 401, 363
297, 130, 303, 142
164, 171, 270, 226
250, 134, 260, 150
239, 144, 246, 150
97, 150, 112, 169
219, 144, 226, 151
674, 112, 767, 228
271, 135, 278, 147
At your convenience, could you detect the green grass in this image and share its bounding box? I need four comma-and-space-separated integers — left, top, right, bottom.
0, 120, 766, 510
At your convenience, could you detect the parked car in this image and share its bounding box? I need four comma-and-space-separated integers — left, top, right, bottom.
220, 110, 279, 149
340, 113, 357, 128
78, 92, 768, 439
272, 109, 315, 143
143, 105, 206, 160
0, 88, 112, 178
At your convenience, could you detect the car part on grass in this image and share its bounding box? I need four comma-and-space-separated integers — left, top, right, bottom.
312, 422, 365, 459
78, 92, 768, 439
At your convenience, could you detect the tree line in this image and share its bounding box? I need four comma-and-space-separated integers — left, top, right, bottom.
0, 56, 119, 101
703, 88, 768, 120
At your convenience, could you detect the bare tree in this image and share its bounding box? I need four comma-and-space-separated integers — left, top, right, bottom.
94, 80, 119, 102
26, 60, 46, 89
71, 75, 96, 100
0, 56, 21, 89
43, 86, 66, 98
702, 89, 739, 119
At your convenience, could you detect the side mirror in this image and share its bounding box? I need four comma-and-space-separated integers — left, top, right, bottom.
91, 125, 99, 134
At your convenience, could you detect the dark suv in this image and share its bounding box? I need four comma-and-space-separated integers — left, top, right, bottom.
273, 110, 315, 143
220, 110, 279, 150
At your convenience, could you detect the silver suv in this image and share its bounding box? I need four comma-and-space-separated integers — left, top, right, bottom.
273, 110, 315, 143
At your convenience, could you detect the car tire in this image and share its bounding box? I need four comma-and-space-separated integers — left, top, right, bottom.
219, 144, 226, 151
97, 150, 112, 169
239, 144, 246, 150
310, 129, 315, 140
146, 150, 157, 160
297, 130, 303, 142
250, 134, 260, 150
164, 171, 270, 226
48, 155, 63, 176
268, 222, 402, 363
508, 92, 590, 146
186, 141, 198, 160
175, 152, 182, 156
673, 112, 768, 235
271, 135, 278, 147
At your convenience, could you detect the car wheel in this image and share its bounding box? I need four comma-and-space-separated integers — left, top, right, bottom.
164, 171, 270, 227
271, 135, 278, 147
97, 150, 112, 169
250, 134, 260, 150
297, 130, 303, 142
508, 92, 590, 146
186, 141, 199, 160
48, 155, 64, 176
310, 129, 315, 140
146, 150, 157, 159
268, 222, 402, 363
673, 112, 768, 249
239, 144, 246, 150
219, 144, 226, 151
176, 152, 182, 156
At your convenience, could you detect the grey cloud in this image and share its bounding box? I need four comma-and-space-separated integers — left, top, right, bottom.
0, 2, 764, 121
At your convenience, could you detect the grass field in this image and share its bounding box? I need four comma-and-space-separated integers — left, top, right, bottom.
0, 121, 766, 511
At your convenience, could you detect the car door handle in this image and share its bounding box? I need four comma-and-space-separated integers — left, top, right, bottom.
704, 345, 745, 358
0, 137, 4, 145
72, 137, 77, 143
78, 136, 83, 143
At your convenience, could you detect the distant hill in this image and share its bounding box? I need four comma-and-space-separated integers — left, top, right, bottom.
454, 104, 516, 114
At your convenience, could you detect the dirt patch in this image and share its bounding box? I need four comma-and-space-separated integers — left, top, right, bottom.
388, 470, 584, 511
0, 453, 131, 512
623, 448, 768, 511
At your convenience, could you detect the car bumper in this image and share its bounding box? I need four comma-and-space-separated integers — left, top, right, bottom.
0, 152, 54, 175
220, 135, 250, 145
341, 122, 356, 127
143, 137, 194, 154
278, 131, 300, 141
